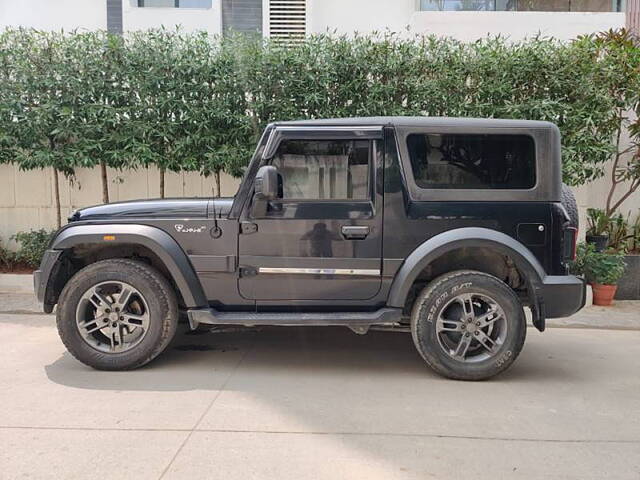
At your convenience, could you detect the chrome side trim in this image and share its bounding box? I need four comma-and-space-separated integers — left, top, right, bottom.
258, 267, 381, 276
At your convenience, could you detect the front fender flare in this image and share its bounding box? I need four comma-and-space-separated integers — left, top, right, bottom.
386, 227, 546, 308
51, 224, 207, 308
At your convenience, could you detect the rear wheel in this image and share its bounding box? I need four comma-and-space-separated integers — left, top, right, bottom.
56, 259, 178, 370
411, 270, 526, 380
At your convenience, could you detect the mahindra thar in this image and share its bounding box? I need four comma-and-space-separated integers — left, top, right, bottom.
34, 117, 585, 380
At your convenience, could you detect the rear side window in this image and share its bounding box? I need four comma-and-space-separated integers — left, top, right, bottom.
406, 134, 536, 190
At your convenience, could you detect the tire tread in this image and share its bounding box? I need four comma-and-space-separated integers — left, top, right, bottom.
410, 270, 526, 381
56, 258, 178, 370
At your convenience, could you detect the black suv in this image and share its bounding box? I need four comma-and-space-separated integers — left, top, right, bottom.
35, 117, 585, 380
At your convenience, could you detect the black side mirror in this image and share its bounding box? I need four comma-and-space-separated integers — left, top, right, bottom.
255, 165, 279, 200
252, 165, 279, 217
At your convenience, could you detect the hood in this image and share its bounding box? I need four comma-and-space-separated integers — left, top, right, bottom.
69, 198, 211, 222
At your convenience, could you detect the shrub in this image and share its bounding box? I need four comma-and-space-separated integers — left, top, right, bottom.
0, 28, 631, 196
586, 208, 611, 237
583, 208, 640, 253
0, 240, 16, 270
11, 229, 55, 268
571, 242, 627, 285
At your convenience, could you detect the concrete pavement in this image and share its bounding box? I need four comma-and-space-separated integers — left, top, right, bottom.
1, 309, 640, 479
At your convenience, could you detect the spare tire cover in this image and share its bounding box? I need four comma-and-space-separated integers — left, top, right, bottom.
561, 183, 579, 229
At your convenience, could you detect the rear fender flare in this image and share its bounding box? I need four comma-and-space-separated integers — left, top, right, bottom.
51, 224, 207, 308
386, 227, 545, 308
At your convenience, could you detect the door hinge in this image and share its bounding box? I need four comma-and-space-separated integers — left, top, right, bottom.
240, 221, 258, 234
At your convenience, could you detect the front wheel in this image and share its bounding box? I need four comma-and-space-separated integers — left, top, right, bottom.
56, 259, 178, 370
411, 270, 526, 381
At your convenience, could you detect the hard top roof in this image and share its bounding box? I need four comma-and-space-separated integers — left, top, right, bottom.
271, 116, 556, 129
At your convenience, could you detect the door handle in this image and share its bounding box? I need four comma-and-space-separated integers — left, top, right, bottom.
341, 225, 370, 240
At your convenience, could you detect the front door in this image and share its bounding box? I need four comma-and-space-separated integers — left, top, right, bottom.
238, 128, 384, 303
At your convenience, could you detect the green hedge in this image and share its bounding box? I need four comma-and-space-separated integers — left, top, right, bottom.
0, 28, 636, 223
0, 229, 56, 270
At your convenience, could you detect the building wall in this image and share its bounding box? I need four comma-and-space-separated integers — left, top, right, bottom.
0, 0, 626, 39
2, 159, 638, 248
0, 164, 240, 249
0, 0, 107, 30
308, 0, 416, 35
408, 11, 625, 40
308, 2, 625, 40
0, 0, 222, 33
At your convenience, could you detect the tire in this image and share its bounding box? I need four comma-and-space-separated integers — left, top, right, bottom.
561, 183, 579, 230
56, 259, 178, 370
410, 270, 526, 381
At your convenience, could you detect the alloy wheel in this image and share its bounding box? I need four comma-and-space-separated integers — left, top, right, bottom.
436, 292, 508, 362
75, 281, 150, 354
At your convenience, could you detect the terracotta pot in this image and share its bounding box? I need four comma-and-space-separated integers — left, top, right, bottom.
591, 283, 618, 306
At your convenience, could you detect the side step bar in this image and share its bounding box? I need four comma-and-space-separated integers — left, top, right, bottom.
187, 307, 403, 332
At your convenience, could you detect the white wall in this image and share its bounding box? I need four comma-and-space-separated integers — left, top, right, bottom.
308, 3, 625, 40
0, 1, 625, 40
409, 11, 626, 41
122, 1, 222, 33
0, 0, 222, 34
0, 0, 106, 30
309, 0, 415, 35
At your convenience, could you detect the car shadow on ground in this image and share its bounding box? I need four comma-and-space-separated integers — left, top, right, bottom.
44, 326, 579, 392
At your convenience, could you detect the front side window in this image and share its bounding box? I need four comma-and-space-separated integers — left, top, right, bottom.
133, 0, 212, 8
270, 139, 371, 200
406, 133, 535, 190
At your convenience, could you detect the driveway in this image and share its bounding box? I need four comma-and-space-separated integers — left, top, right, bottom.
1, 308, 640, 479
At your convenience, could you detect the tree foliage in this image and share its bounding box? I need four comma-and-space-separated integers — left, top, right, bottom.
0, 27, 638, 210
0, 29, 86, 226
589, 29, 640, 216
236, 32, 623, 186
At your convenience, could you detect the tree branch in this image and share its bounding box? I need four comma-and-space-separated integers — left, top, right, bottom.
608, 177, 640, 215
606, 110, 627, 215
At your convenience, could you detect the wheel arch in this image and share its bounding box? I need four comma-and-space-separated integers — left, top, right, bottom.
387, 227, 546, 309
48, 224, 207, 308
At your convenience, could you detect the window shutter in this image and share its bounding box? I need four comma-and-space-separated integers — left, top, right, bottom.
268, 0, 307, 43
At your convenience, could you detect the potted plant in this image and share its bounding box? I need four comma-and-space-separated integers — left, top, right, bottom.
573, 243, 627, 306
608, 212, 640, 300
585, 208, 610, 252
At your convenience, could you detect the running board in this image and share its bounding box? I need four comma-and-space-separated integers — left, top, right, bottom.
187, 307, 402, 332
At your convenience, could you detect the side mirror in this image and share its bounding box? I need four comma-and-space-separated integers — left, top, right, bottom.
254, 165, 279, 201
252, 165, 280, 217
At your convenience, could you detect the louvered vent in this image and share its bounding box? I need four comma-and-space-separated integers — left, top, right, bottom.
268, 0, 307, 43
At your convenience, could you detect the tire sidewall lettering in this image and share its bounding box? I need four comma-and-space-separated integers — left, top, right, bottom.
495, 350, 513, 368
426, 291, 448, 323
426, 282, 473, 323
